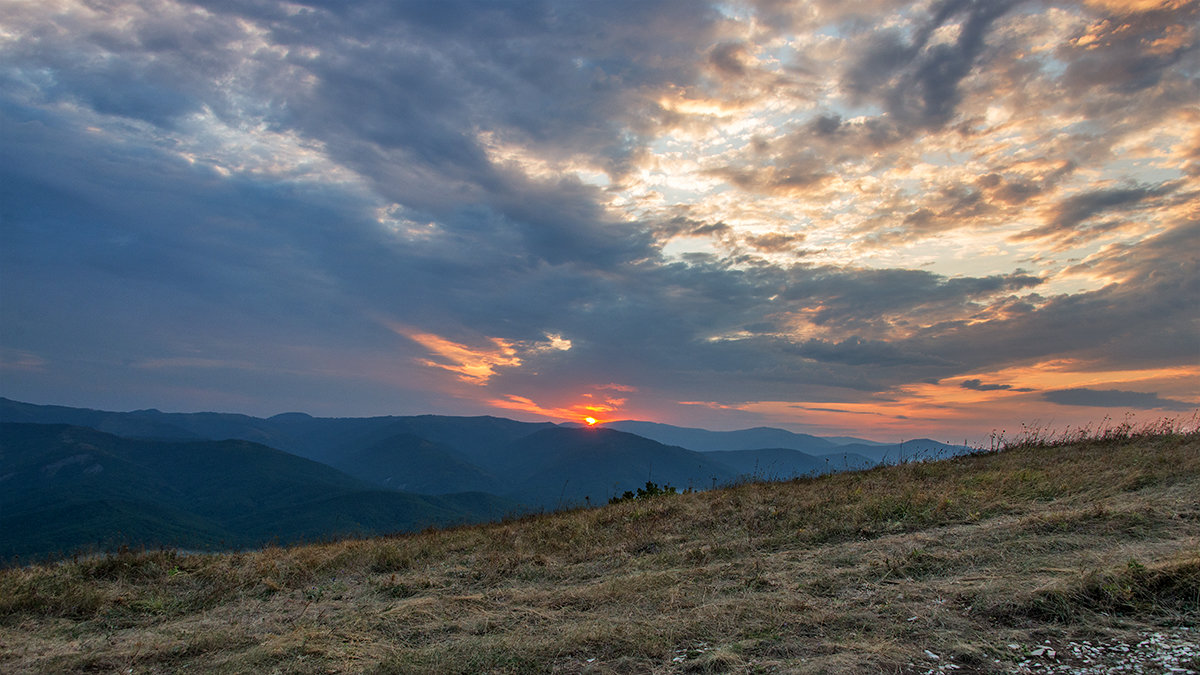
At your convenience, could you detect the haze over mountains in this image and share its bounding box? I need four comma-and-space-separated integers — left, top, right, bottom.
0, 397, 967, 562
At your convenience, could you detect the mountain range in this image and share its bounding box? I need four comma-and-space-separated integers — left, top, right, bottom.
0, 422, 518, 562
0, 397, 968, 563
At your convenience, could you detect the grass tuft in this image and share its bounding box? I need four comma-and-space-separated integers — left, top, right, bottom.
1024, 553, 1200, 622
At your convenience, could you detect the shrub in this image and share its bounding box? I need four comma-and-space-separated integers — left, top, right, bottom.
609, 481, 680, 504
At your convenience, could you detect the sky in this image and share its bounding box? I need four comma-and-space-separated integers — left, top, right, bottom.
1, 0, 1197, 442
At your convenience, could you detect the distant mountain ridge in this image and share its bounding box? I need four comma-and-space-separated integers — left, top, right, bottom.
0, 398, 971, 563
602, 419, 964, 465
0, 423, 520, 563
0, 397, 950, 459
0, 398, 556, 464
0, 397, 970, 481
603, 420, 839, 453
704, 447, 876, 479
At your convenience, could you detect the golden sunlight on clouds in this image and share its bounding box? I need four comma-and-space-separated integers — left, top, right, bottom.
486, 384, 637, 424
487, 389, 630, 424
383, 320, 572, 386
404, 332, 521, 385
1084, 0, 1194, 11
679, 360, 1198, 441
1145, 23, 1194, 54
657, 91, 742, 118
605, 0, 1197, 302
952, 362, 1200, 394
476, 130, 610, 188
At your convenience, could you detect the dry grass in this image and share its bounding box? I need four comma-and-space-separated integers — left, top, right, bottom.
2, 420, 1198, 673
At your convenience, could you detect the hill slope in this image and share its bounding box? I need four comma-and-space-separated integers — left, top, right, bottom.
703, 446, 875, 479
493, 427, 737, 507
330, 432, 499, 494
0, 423, 521, 561
2, 426, 1197, 673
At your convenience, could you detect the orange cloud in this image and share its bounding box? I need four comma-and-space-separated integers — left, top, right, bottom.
382, 321, 572, 385
487, 393, 625, 424
685, 360, 1199, 442
678, 400, 739, 410
0, 348, 48, 372
952, 361, 1200, 393
401, 331, 521, 385
1083, 0, 1193, 12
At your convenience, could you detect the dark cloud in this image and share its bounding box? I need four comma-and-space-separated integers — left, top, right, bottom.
960, 379, 1035, 392
1052, 185, 1167, 229
845, 0, 1022, 130
782, 268, 1043, 332
88, 0, 725, 272
709, 42, 750, 76
1059, 2, 1200, 94
744, 232, 805, 252
1014, 183, 1178, 244
705, 163, 830, 196
859, 182, 1000, 245
691, 221, 733, 237
979, 163, 1076, 206
482, 257, 1062, 405
895, 221, 1200, 375
1043, 388, 1195, 411
811, 114, 842, 136
792, 404, 908, 420
791, 338, 954, 368
461, 253, 1063, 404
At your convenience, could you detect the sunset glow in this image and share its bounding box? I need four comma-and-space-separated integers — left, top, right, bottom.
0, 1, 1196, 442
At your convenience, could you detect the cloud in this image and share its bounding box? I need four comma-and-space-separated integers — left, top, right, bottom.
0, 348, 47, 372
1014, 183, 1178, 244
782, 268, 1044, 333
709, 42, 751, 77
791, 404, 909, 420
487, 392, 626, 423
790, 338, 954, 368
1083, 1, 1194, 11
744, 232, 806, 253
134, 357, 263, 371
1, 0, 1197, 437
960, 378, 1036, 392
1061, 1, 1199, 94
844, 0, 1023, 130
402, 332, 522, 386
1043, 388, 1196, 411
897, 260, 1198, 377
394, 327, 572, 386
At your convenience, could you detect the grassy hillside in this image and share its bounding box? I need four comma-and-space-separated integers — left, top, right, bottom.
2, 422, 1197, 673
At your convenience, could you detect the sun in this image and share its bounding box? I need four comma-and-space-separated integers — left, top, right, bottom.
584, 416, 598, 426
